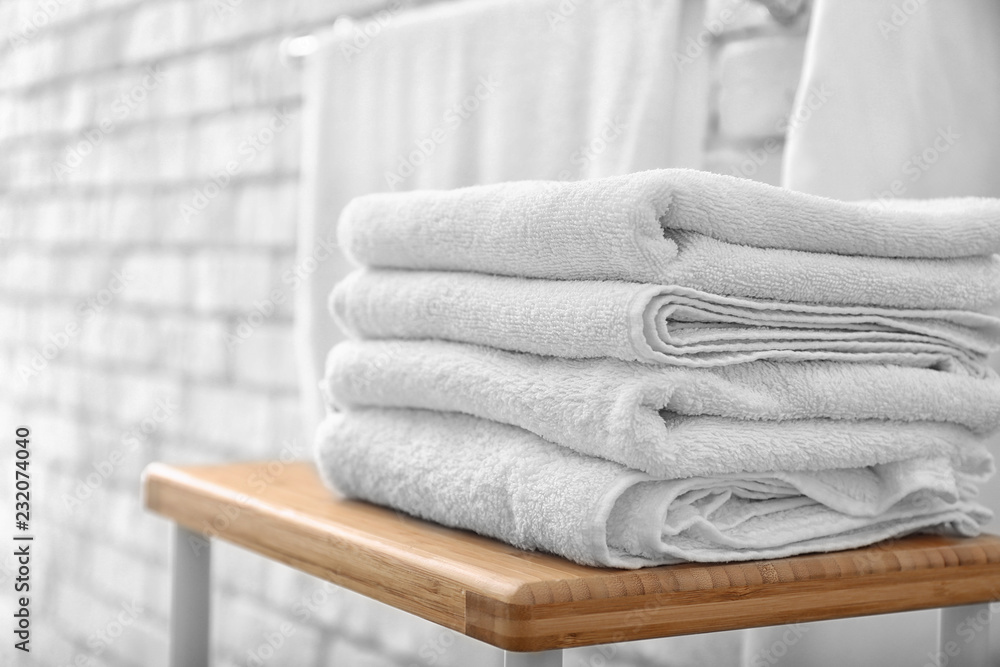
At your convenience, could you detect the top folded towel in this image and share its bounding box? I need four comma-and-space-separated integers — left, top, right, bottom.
339, 170, 1000, 285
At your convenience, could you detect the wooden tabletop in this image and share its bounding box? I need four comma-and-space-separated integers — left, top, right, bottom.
142, 461, 1000, 651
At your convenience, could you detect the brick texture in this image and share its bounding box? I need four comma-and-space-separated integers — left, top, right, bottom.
0, 1, 809, 665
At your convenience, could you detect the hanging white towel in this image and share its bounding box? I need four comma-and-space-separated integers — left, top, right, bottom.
781, 0, 1000, 200
297, 0, 711, 433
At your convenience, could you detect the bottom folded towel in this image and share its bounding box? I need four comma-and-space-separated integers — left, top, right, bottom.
315, 408, 993, 568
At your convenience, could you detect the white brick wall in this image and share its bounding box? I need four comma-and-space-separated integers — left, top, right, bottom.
0, 1, 809, 665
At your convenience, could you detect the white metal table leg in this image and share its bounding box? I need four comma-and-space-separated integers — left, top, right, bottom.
503, 649, 564, 666
171, 525, 211, 667
939, 603, 992, 667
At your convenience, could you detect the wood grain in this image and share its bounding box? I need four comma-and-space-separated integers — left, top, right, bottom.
142, 461, 1000, 651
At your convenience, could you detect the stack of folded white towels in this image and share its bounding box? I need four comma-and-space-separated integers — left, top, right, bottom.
315, 169, 1000, 567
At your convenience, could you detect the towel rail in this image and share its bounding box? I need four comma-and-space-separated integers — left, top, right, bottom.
278, 0, 809, 64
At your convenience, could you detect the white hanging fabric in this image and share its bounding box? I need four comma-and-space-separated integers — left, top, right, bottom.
782, 0, 1000, 200
296, 0, 712, 434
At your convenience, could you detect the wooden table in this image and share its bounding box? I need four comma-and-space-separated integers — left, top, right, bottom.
142, 461, 1000, 667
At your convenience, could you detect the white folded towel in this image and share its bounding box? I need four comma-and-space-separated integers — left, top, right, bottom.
332, 270, 1000, 376
316, 408, 992, 567
338, 169, 1000, 309
323, 340, 999, 478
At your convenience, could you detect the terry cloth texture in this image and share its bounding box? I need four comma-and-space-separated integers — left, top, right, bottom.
322, 340, 1000, 478
316, 408, 992, 567
338, 169, 1000, 309
331, 270, 1000, 375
